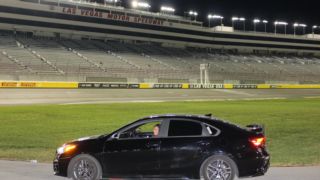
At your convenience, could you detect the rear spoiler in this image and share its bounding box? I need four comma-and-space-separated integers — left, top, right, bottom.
246, 124, 265, 135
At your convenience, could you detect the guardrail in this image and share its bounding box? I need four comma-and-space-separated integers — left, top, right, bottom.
1, 81, 320, 89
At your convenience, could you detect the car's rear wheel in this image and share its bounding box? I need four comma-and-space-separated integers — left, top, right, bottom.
200, 155, 237, 180
67, 154, 102, 180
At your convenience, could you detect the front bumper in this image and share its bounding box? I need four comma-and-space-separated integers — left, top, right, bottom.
53, 156, 71, 177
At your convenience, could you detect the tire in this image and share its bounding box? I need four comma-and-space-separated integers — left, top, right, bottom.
200, 155, 238, 180
67, 154, 103, 180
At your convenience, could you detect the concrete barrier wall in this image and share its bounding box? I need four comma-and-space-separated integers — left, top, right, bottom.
1, 81, 320, 89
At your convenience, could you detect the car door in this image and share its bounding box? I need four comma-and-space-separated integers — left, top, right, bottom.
159, 119, 211, 177
102, 120, 163, 178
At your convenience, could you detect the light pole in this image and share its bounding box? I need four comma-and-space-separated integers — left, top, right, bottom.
208, 14, 224, 28
274, 21, 288, 35
263, 20, 268, 33
253, 19, 261, 33
208, 15, 212, 28
302, 24, 307, 34
232, 17, 239, 29
294, 23, 307, 37
189, 10, 198, 21
293, 23, 298, 37
232, 17, 246, 31
240, 17, 246, 31
312, 25, 319, 38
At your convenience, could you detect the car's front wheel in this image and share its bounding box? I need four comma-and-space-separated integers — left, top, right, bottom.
200, 155, 237, 180
67, 154, 102, 180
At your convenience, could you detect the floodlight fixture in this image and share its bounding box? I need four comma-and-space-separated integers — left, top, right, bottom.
161, 6, 175, 13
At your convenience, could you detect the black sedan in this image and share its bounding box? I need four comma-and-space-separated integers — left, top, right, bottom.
53, 114, 270, 180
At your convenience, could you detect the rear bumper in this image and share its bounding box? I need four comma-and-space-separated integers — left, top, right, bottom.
237, 149, 270, 178
53, 157, 71, 177
253, 155, 270, 176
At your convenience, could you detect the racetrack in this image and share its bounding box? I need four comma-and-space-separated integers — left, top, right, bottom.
1, 89, 320, 105
1, 160, 319, 180
1, 89, 320, 180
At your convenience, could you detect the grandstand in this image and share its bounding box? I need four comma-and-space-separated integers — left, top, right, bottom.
1, 33, 320, 84
0, 0, 319, 84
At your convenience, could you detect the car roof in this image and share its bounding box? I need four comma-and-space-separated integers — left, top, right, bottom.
141, 114, 217, 122
140, 114, 245, 130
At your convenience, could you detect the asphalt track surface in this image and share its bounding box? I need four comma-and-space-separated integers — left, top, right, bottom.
0, 160, 319, 180
1, 89, 320, 105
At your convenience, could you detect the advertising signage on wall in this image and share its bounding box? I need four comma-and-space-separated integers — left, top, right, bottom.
78, 83, 140, 89
62, 8, 165, 26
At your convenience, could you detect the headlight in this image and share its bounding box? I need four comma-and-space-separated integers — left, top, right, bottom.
57, 144, 77, 155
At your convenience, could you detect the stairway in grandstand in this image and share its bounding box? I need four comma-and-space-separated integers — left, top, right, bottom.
0, 34, 320, 83
0, 36, 61, 75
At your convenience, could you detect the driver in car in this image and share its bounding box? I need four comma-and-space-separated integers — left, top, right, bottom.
153, 124, 160, 137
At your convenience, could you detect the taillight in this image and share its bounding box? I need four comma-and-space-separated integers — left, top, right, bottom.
249, 137, 266, 148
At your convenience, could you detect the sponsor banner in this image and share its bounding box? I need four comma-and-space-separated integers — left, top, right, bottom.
233, 84, 258, 89
78, 83, 140, 89
257, 84, 271, 89
20, 82, 37, 88
270, 84, 320, 89
182, 84, 189, 89
38, 82, 78, 88
0, 81, 78, 88
0, 82, 18, 88
139, 83, 151, 89
152, 84, 184, 89
224, 84, 234, 89
189, 84, 224, 89
139, 83, 189, 89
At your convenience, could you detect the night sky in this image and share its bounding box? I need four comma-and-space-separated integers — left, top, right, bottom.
119, 0, 320, 34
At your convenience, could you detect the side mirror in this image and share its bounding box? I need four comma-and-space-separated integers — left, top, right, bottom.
110, 133, 119, 140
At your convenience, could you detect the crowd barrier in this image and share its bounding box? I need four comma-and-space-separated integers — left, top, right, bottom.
1, 81, 320, 89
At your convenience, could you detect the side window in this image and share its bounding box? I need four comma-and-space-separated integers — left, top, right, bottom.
204, 124, 220, 136
138, 122, 161, 134
119, 121, 162, 139
168, 120, 203, 137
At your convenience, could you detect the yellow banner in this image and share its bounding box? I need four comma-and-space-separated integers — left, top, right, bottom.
0, 81, 78, 88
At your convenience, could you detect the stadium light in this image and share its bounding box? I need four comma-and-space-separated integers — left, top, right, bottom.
132, 1, 151, 9
253, 19, 261, 23
312, 25, 320, 37
104, 0, 119, 6
274, 21, 288, 35
189, 10, 198, 21
263, 20, 268, 33
232, 17, 246, 31
160, 6, 175, 14
208, 14, 224, 28
232, 17, 239, 21
293, 23, 307, 36
253, 19, 261, 33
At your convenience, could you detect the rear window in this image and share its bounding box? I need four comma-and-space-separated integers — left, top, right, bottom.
204, 124, 220, 136
168, 120, 203, 137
